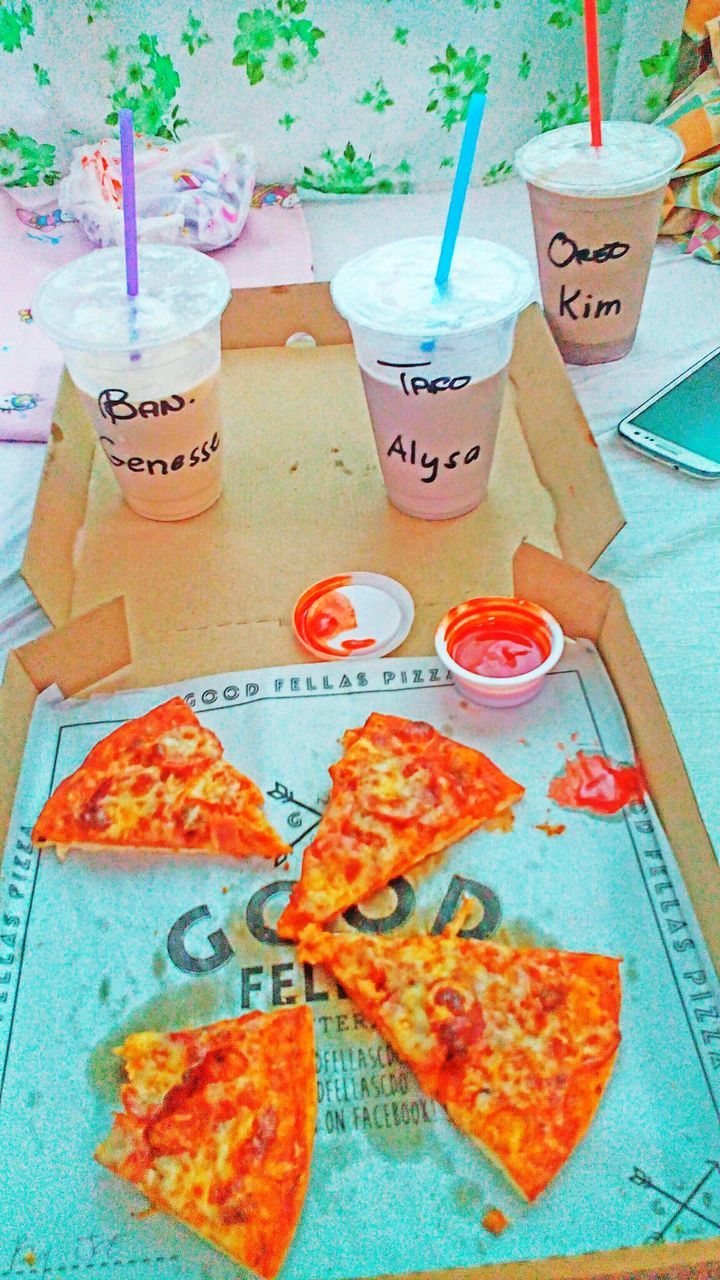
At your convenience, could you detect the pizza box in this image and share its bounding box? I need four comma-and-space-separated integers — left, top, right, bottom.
0, 283, 718, 1279
1, 546, 718, 1280
4, 281, 623, 870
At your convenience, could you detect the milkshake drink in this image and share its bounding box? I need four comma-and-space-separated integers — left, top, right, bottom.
331, 237, 535, 520
35, 244, 230, 520
515, 121, 683, 365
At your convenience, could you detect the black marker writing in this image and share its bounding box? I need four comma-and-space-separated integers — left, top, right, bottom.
98, 386, 188, 424
558, 285, 621, 321
548, 230, 630, 268
387, 433, 481, 483
399, 371, 471, 397
99, 431, 219, 474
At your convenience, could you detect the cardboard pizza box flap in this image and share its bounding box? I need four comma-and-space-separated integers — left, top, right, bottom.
23, 372, 97, 628
0, 597, 130, 844
509, 305, 624, 570
513, 540, 614, 639
436, 1234, 720, 1279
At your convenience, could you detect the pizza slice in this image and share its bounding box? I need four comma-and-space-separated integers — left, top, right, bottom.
298, 925, 621, 1201
95, 1006, 317, 1279
277, 713, 524, 938
32, 697, 290, 862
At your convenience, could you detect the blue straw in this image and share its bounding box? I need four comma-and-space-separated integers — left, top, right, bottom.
435, 92, 487, 291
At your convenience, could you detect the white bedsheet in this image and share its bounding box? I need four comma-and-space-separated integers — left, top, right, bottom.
2, 180, 718, 853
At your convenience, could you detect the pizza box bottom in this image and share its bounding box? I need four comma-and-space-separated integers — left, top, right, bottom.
1, 543, 718, 1280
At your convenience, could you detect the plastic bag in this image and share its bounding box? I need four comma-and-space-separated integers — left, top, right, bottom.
58, 132, 255, 251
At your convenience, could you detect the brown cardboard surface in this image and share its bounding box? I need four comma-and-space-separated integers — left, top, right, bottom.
22, 372, 97, 628
378, 1236, 720, 1279
0, 652, 41, 849
20, 286, 623, 689
0, 597, 130, 844
65, 349, 560, 687
221, 280, 352, 349
510, 306, 623, 570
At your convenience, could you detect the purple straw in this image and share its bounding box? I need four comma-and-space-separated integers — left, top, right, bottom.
119, 108, 139, 297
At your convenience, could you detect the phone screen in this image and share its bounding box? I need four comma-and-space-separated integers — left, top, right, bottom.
631, 349, 720, 463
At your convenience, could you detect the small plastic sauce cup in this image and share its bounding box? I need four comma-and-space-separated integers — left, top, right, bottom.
435, 597, 564, 708
293, 572, 414, 661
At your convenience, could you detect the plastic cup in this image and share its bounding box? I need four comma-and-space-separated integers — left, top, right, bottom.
35, 244, 230, 520
330, 236, 535, 520
435, 596, 565, 708
515, 121, 683, 366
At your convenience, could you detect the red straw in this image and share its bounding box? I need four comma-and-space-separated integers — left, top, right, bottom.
583, 0, 603, 147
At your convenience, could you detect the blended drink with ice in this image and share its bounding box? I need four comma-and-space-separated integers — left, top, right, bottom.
35, 244, 230, 520
515, 121, 683, 365
330, 237, 534, 520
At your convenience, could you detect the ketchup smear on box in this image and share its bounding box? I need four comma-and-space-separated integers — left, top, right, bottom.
549, 751, 645, 816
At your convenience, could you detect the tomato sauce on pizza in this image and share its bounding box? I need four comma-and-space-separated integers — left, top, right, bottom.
298, 925, 620, 1202
278, 713, 524, 938
95, 1007, 316, 1278
32, 698, 289, 862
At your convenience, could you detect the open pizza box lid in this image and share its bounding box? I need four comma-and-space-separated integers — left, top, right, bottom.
19, 286, 622, 681
1, 284, 719, 1278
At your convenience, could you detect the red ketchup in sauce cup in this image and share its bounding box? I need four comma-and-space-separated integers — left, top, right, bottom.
435, 597, 564, 708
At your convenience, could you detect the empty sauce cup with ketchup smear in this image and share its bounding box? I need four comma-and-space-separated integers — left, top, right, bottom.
435, 597, 564, 707
294, 572, 414, 661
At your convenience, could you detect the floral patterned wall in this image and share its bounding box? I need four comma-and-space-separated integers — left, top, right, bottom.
0, 0, 687, 198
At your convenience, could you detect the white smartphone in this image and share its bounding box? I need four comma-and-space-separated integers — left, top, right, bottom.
617, 345, 720, 478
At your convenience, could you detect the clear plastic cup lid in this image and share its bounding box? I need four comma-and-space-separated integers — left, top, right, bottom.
293, 573, 415, 661
330, 236, 535, 338
34, 243, 231, 353
514, 121, 684, 198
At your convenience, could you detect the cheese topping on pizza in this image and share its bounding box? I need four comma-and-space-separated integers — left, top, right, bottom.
95, 1007, 317, 1279
31, 697, 290, 862
278, 713, 524, 938
298, 926, 620, 1201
